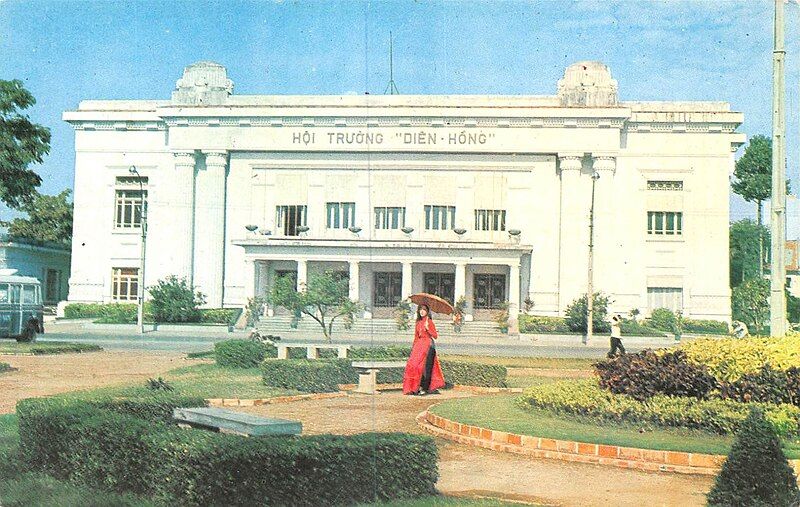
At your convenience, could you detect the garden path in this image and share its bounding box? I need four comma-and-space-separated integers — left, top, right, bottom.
0, 351, 197, 414
240, 390, 714, 507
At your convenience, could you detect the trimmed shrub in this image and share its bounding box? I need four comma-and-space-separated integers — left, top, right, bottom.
565, 293, 610, 333
349, 345, 411, 359
517, 379, 800, 437
28, 343, 102, 355
17, 395, 438, 506
648, 307, 678, 332
519, 315, 571, 334
440, 360, 507, 388
707, 408, 800, 507
682, 319, 729, 335
63, 302, 153, 324
215, 340, 272, 368
594, 350, 718, 401
719, 366, 800, 407
199, 308, 240, 324
619, 319, 668, 337
678, 335, 800, 382
0, 362, 12, 373
148, 276, 205, 323
262, 359, 355, 392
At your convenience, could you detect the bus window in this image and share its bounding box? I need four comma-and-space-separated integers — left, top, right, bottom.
0, 284, 7, 303
22, 285, 38, 305
9, 285, 20, 304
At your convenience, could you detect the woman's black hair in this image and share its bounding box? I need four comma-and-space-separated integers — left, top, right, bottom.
416, 304, 432, 322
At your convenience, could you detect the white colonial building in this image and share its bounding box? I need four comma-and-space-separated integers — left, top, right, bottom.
64, 61, 744, 328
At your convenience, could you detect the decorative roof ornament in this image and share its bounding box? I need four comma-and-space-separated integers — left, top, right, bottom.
171, 61, 234, 105
557, 61, 618, 107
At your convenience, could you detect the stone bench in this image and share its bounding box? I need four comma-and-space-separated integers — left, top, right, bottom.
173, 407, 302, 436
351, 360, 406, 395
276, 342, 352, 360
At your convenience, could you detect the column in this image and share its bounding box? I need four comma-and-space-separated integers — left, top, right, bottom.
454, 261, 468, 318
297, 259, 307, 291
173, 151, 196, 283
348, 260, 360, 300
557, 153, 585, 313
243, 258, 255, 302
592, 154, 617, 308
193, 150, 228, 307
508, 262, 521, 335
402, 262, 413, 298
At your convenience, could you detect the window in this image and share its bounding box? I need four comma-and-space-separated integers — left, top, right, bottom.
424, 273, 455, 304
326, 202, 356, 229
473, 274, 506, 309
474, 209, 506, 231
0, 284, 8, 304
22, 285, 38, 305
374, 207, 406, 230
647, 180, 683, 191
114, 176, 148, 229
647, 211, 682, 235
373, 272, 402, 307
424, 205, 456, 230
647, 287, 683, 313
112, 268, 139, 302
276, 205, 308, 236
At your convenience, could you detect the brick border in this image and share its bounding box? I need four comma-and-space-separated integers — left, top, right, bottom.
418, 407, 800, 478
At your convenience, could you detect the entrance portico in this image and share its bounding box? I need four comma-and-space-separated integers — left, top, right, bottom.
235, 238, 531, 324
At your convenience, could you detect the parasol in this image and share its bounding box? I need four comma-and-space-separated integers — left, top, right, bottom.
408, 292, 454, 315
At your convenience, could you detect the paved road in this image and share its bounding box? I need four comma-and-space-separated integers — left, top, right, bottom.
40, 320, 685, 357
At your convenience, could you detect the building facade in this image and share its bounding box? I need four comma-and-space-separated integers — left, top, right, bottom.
64, 61, 744, 327
0, 235, 70, 305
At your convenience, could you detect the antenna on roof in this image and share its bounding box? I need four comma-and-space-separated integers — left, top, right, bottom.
384, 31, 399, 95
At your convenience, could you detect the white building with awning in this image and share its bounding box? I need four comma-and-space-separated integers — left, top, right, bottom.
63, 60, 744, 329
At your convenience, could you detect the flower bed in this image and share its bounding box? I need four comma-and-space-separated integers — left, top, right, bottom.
17, 393, 438, 506
517, 379, 800, 438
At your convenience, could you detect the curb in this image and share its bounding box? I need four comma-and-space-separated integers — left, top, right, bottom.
206, 392, 346, 407
417, 407, 800, 478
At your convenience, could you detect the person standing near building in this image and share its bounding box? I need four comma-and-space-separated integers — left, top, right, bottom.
402, 304, 445, 395
607, 314, 625, 358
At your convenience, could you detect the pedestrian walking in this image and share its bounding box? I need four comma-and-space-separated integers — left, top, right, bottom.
607, 314, 626, 358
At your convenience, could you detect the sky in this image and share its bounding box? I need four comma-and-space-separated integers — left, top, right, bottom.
1, 0, 799, 232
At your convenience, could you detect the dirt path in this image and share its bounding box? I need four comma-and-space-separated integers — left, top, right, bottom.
0, 351, 195, 414
241, 391, 713, 506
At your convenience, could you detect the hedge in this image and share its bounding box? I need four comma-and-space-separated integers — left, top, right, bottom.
0, 362, 11, 373
63, 303, 239, 325
518, 315, 665, 337
517, 379, 800, 437
682, 319, 729, 335
215, 340, 273, 368
17, 394, 438, 506
678, 335, 800, 382
261, 358, 507, 392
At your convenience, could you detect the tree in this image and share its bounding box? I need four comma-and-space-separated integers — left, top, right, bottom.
565, 293, 611, 333
730, 219, 770, 287
707, 407, 799, 506
0, 80, 51, 210
732, 278, 770, 334
3, 189, 72, 243
731, 135, 791, 277
147, 276, 205, 323
268, 270, 363, 342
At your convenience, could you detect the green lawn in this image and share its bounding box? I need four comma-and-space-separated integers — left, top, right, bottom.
361, 497, 532, 506
0, 341, 102, 355
430, 395, 800, 459
160, 362, 298, 399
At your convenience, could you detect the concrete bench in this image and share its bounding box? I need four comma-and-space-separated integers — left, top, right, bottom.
351, 360, 406, 395
173, 407, 302, 436
276, 342, 352, 360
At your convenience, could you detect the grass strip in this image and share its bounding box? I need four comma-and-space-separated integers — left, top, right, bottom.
430, 395, 800, 459
443, 356, 595, 370
0, 341, 102, 355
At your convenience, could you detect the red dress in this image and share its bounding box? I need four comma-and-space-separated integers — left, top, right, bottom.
402, 318, 445, 394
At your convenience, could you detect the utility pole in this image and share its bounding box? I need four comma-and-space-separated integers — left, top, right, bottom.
130, 166, 147, 335
586, 170, 600, 344
384, 31, 400, 95
771, 0, 787, 337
